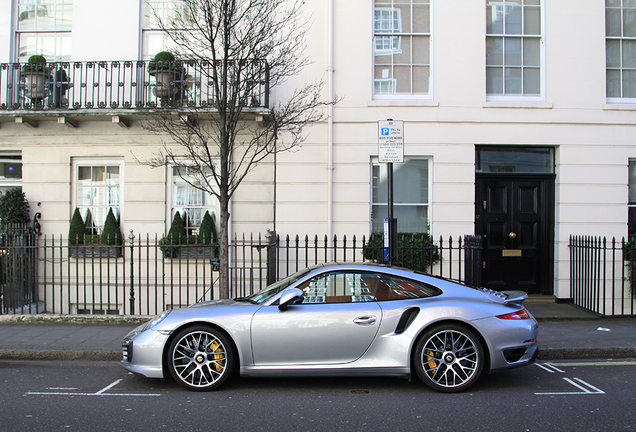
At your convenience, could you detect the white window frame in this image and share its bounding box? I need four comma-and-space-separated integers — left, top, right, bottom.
142, 0, 194, 60
485, 0, 545, 103
71, 157, 124, 235
370, 156, 432, 234
606, 1, 636, 104
15, 0, 73, 62
373, 0, 433, 101
167, 163, 220, 235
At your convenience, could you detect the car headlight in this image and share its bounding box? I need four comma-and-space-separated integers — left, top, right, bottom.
142, 310, 172, 332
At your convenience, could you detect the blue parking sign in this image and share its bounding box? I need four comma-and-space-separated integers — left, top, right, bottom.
381, 127, 389, 136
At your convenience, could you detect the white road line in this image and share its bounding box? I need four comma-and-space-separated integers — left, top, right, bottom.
572, 378, 605, 394
95, 379, 122, 395
550, 360, 636, 367
536, 363, 565, 373
535, 377, 605, 395
26, 378, 160, 397
26, 392, 160, 397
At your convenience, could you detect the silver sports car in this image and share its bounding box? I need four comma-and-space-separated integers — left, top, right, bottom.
121, 263, 538, 393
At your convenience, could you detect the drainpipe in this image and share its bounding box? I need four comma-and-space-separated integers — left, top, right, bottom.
327, 0, 335, 247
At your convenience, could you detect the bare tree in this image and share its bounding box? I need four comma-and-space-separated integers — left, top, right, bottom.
142, 0, 332, 298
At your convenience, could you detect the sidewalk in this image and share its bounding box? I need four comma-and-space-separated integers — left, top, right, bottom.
0, 302, 634, 362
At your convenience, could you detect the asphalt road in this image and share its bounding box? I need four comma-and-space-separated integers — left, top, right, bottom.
0, 359, 634, 432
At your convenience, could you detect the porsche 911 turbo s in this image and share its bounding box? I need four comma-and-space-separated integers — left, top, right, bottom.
121, 263, 538, 393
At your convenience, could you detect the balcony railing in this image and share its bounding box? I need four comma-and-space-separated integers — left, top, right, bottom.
0, 60, 269, 112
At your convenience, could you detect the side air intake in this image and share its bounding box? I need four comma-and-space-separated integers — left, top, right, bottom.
395, 307, 420, 334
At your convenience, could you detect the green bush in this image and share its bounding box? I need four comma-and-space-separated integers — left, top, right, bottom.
0, 188, 30, 229
149, 51, 182, 73
197, 211, 218, 245
101, 208, 122, 245
159, 212, 197, 258
68, 208, 86, 244
21, 54, 50, 75
363, 231, 440, 272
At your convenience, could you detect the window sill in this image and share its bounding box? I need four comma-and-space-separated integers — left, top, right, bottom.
368, 100, 439, 107
603, 103, 636, 111
482, 101, 553, 109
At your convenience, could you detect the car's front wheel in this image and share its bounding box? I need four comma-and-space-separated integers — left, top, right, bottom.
414, 324, 484, 393
166, 325, 234, 391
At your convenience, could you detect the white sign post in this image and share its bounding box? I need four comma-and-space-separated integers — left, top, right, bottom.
378, 120, 404, 163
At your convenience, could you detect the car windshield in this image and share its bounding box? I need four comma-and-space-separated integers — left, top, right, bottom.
246, 267, 312, 304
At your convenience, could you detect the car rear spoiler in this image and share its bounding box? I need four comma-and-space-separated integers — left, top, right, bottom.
500, 291, 528, 305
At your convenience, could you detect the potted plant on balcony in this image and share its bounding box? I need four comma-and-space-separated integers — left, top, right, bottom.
148, 51, 184, 101
21, 54, 51, 103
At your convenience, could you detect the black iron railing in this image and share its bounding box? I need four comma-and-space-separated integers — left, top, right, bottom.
0, 232, 481, 316
569, 235, 635, 316
0, 60, 269, 112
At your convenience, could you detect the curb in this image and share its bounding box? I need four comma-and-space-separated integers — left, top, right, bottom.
0, 314, 150, 325
537, 347, 636, 360
0, 350, 121, 361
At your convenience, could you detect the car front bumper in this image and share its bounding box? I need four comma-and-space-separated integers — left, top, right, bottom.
120, 327, 170, 379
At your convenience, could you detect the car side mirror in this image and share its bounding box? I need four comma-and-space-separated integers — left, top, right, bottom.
278, 288, 304, 311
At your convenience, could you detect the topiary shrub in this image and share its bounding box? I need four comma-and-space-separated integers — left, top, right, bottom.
68, 208, 86, 245
148, 51, 182, 73
0, 188, 30, 231
21, 54, 49, 74
197, 211, 217, 244
160, 212, 187, 258
101, 208, 122, 245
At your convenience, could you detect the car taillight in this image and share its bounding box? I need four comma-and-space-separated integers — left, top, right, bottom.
496, 309, 530, 320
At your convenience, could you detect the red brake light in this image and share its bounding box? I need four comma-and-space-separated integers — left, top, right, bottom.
496, 309, 530, 320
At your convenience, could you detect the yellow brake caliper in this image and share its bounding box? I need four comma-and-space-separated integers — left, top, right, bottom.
425, 349, 437, 371
210, 340, 225, 372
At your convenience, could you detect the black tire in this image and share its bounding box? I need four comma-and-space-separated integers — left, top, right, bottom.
414, 323, 484, 393
166, 325, 234, 391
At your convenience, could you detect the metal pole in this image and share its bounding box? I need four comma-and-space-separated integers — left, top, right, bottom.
387, 162, 395, 265
128, 229, 135, 315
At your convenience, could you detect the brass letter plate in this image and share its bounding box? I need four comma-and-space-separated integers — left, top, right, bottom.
502, 249, 522, 257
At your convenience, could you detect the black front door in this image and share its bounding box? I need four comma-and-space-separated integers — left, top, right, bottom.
475, 175, 554, 294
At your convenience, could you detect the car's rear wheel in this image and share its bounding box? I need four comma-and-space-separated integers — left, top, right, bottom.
414, 324, 484, 393
166, 325, 234, 391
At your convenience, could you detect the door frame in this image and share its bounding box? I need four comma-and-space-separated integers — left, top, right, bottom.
475, 173, 555, 295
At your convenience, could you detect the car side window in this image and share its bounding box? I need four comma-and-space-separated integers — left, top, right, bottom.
374, 274, 442, 301
296, 271, 381, 304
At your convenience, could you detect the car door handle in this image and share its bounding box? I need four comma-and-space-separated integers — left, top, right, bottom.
354, 316, 377, 325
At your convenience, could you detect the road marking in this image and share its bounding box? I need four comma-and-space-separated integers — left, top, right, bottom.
549, 360, 636, 367
26, 378, 160, 397
95, 379, 122, 395
536, 363, 565, 373
535, 377, 605, 395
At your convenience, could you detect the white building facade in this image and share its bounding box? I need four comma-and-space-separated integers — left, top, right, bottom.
0, 0, 635, 301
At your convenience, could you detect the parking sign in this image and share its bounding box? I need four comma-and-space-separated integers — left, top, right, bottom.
378, 120, 404, 163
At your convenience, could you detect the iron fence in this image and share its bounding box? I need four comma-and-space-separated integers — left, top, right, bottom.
0, 232, 482, 317
569, 235, 635, 316
0, 59, 269, 112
